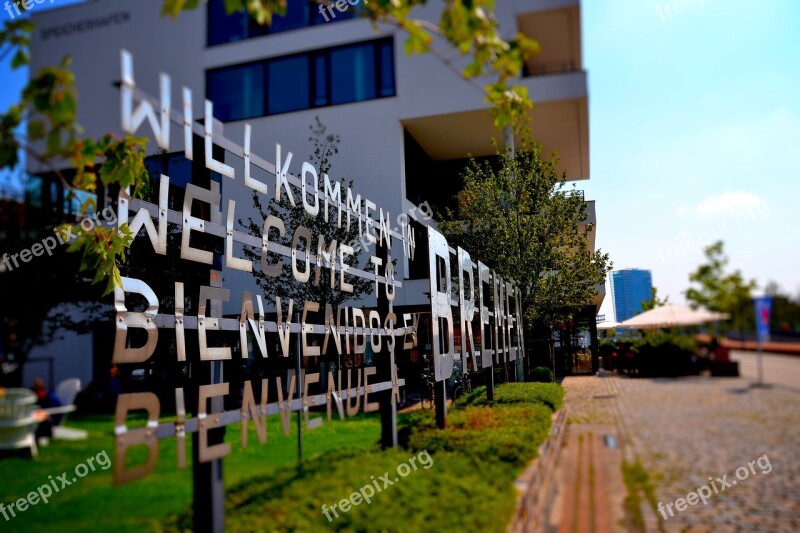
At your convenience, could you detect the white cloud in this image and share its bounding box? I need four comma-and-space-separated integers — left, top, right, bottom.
692, 191, 769, 216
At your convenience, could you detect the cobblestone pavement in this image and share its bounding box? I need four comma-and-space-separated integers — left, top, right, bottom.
606, 367, 800, 532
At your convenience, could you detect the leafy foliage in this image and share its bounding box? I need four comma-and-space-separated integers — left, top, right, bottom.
528, 365, 555, 383
439, 143, 611, 328
452, 382, 564, 411
640, 286, 668, 312
685, 241, 756, 331
764, 280, 800, 333
401, 404, 551, 475
630, 331, 698, 377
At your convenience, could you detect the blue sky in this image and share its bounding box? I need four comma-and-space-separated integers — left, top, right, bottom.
1, 0, 798, 320
581, 0, 800, 319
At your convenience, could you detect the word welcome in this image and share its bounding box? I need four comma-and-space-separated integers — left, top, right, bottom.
1, 206, 117, 273
657, 454, 772, 520
318, 0, 367, 23
322, 450, 433, 521
4, 0, 54, 20
0, 450, 110, 521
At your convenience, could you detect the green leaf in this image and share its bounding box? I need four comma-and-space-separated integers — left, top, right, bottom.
28, 119, 45, 140
11, 49, 28, 69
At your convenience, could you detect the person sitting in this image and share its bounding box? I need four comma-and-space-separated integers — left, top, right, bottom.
31, 378, 61, 445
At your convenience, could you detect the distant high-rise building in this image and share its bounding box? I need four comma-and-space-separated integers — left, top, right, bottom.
610, 269, 653, 322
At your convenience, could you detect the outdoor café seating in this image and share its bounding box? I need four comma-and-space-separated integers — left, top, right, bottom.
0, 388, 43, 457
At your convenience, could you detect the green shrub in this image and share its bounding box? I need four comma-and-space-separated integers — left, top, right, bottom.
528, 366, 555, 383
402, 403, 552, 474
454, 382, 564, 412
632, 331, 698, 376
166, 449, 517, 533
598, 339, 617, 353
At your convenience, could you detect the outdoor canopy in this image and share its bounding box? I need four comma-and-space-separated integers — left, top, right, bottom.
618, 304, 730, 329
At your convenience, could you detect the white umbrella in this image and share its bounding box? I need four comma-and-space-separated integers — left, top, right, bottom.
596, 320, 621, 330
618, 304, 730, 329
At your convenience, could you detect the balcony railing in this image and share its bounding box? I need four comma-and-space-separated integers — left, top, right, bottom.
522, 60, 579, 77
564, 189, 584, 200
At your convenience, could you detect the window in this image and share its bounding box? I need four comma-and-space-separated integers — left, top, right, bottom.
330, 44, 376, 105
207, 0, 267, 46
206, 63, 265, 122
378, 41, 395, 97
313, 55, 328, 107
268, 55, 310, 114
207, 0, 359, 46
206, 38, 395, 122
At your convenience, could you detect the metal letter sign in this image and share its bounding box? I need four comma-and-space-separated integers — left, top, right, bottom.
111, 51, 524, 520
426, 227, 526, 384
112, 49, 419, 486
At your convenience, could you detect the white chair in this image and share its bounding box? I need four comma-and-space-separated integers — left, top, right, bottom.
0, 388, 39, 457
42, 378, 88, 440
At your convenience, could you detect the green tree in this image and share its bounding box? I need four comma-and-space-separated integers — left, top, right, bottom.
764, 280, 800, 333
239, 118, 373, 308
685, 241, 756, 331
640, 286, 668, 312
440, 142, 612, 330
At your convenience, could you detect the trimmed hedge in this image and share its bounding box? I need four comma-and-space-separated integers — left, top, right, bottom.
528, 366, 555, 383
454, 382, 565, 412
401, 404, 552, 474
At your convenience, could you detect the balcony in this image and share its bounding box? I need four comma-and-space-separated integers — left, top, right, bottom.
517, 5, 582, 78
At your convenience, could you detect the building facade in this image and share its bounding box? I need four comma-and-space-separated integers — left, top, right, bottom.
610, 269, 653, 322
25, 0, 598, 382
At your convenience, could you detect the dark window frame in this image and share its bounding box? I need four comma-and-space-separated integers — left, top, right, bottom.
205, 37, 396, 122
206, 0, 363, 47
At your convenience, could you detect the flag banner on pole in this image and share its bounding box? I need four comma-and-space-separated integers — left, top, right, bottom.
754, 296, 772, 344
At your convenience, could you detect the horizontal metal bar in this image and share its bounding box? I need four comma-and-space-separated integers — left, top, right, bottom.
148, 379, 404, 440
127, 197, 402, 287
129, 85, 408, 243
153, 313, 416, 336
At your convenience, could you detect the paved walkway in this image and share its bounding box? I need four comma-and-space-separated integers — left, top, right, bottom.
550, 355, 800, 532
548, 376, 627, 532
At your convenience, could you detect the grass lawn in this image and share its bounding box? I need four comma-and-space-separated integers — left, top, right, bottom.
0, 412, 383, 532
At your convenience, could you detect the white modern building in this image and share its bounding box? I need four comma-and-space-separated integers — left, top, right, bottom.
26, 0, 601, 381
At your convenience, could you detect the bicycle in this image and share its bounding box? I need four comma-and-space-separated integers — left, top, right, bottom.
421, 372, 436, 409
452, 366, 472, 404
421, 355, 436, 409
